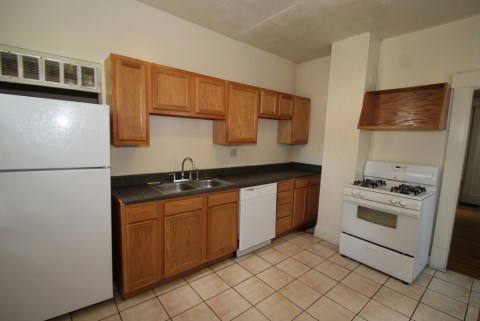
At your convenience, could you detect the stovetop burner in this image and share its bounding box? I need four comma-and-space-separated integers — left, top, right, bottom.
353, 179, 386, 188
390, 184, 427, 196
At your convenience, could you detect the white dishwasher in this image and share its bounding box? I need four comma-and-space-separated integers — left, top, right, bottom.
237, 183, 277, 257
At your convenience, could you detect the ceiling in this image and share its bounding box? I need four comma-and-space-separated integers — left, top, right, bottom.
137, 0, 480, 63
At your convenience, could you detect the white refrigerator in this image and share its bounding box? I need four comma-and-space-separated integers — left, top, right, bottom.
0, 93, 113, 321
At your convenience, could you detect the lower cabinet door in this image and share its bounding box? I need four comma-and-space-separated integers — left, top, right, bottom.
292, 186, 308, 226
276, 214, 293, 235
307, 184, 320, 223
164, 210, 205, 277
207, 202, 238, 260
124, 219, 161, 293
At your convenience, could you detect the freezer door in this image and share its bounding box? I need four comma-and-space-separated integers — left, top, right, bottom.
0, 94, 110, 170
0, 169, 113, 321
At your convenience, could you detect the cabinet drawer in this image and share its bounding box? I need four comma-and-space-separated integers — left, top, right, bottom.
208, 190, 238, 207
125, 202, 157, 224
277, 180, 294, 192
294, 178, 309, 189
276, 215, 292, 235
277, 203, 292, 219
277, 190, 293, 205
164, 196, 205, 216
309, 175, 321, 185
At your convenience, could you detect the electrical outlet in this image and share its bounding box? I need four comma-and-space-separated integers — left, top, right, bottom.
230, 148, 237, 157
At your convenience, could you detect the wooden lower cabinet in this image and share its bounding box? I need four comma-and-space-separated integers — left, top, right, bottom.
292, 178, 309, 227
306, 176, 321, 224
207, 190, 239, 260
163, 196, 206, 278
276, 180, 294, 235
275, 175, 321, 236
113, 190, 239, 298
114, 201, 162, 297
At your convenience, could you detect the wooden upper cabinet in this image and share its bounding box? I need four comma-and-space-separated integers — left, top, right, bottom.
278, 93, 294, 119
213, 82, 259, 145
150, 64, 226, 119
151, 64, 194, 114
278, 96, 310, 144
195, 75, 227, 118
108, 54, 150, 146
259, 90, 293, 120
358, 83, 450, 130
259, 89, 278, 118
292, 97, 310, 143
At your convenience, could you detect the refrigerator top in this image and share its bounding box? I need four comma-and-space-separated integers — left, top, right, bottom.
0, 93, 110, 171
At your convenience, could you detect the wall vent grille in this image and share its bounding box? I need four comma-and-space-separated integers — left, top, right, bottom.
0, 45, 101, 93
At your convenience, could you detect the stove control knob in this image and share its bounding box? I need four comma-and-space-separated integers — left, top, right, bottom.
359, 192, 365, 198
399, 200, 407, 206
390, 198, 399, 204
351, 190, 358, 196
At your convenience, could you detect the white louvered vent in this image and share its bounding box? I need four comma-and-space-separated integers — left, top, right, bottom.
0, 45, 101, 93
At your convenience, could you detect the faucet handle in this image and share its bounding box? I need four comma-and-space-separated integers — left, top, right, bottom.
168, 172, 177, 182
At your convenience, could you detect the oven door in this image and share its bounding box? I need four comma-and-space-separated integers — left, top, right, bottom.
342, 195, 420, 256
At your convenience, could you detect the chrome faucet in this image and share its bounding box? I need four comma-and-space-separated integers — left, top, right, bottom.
181, 157, 197, 180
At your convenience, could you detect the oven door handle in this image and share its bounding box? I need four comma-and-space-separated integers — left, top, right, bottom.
366, 245, 379, 253
343, 195, 420, 218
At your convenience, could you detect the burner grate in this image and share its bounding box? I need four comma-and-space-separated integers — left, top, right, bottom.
391, 184, 426, 196
353, 179, 386, 188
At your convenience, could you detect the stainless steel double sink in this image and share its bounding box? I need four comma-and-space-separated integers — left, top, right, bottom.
149, 178, 232, 195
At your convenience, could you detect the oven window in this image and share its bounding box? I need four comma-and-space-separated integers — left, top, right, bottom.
357, 206, 398, 229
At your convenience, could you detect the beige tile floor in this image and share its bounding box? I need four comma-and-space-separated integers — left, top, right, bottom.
49, 231, 480, 321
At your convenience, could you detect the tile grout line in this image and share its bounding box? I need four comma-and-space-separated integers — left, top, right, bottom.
425, 270, 473, 320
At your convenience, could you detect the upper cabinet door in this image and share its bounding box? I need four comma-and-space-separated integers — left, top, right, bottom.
292, 97, 310, 144
151, 65, 194, 113
213, 82, 259, 144
277, 96, 310, 144
259, 89, 278, 118
195, 75, 226, 117
109, 54, 150, 146
227, 83, 259, 143
278, 93, 294, 119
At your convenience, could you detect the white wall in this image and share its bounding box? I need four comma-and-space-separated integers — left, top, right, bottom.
293, 57, 331, 165
0, 0, 298, 176
370, 14, 480, 167
314, 33, 380, 243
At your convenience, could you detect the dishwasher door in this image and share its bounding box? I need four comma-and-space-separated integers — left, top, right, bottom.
238, 183, 277, 255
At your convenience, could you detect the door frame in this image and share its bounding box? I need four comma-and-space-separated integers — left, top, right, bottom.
430, 70, 480, 270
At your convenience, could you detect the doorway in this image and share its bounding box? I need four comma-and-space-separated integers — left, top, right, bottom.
447, 89, 480, 279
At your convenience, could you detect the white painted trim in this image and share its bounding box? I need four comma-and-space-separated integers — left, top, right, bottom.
452, 70, 480, 88
430, 70, 480, 270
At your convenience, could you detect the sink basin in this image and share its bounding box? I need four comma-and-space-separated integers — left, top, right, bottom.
149, 178, 232, 194
189, 178, 232, 189
150, 182, 196, 194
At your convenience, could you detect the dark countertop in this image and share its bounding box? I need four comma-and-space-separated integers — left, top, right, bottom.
112, 162, 321, 205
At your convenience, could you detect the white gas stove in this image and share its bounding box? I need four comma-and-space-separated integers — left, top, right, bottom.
340, 161, 441, 283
